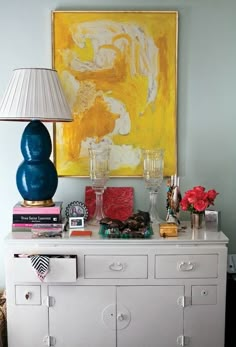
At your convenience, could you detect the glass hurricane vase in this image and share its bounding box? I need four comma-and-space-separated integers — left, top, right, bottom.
88, 147, 110, 226
142, 149, 164, 225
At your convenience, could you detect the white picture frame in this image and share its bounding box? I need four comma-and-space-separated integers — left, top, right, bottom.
69, 216, 84, 229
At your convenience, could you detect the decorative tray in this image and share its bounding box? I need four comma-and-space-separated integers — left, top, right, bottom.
99, 211, 153, 239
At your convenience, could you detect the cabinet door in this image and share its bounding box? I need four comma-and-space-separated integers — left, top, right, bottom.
184, 285, 225, 347
48, 286, 116, 347
117, 286, 184, 347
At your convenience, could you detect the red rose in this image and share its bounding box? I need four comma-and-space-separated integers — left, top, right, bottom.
180, 198, 189, 211
193, 186, 205, 192
193, 200, 209, 212
186, 191, 198, 204
207, 189, 219, 202
180, 185, 219, 213
194, 188, 207, 200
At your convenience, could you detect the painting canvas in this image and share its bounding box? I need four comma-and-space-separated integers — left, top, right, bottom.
52, 11, 178, 177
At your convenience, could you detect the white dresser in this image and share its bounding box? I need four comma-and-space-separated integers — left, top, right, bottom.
5, 227, 228, 347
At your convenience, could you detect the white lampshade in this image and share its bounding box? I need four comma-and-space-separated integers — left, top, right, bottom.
0, 68, 72, 121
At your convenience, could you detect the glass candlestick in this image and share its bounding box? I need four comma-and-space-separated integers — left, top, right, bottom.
88, 147, 110, 225
142, 149, 164, 225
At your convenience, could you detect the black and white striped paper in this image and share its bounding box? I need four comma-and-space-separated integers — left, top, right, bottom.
30, 255, 50, 282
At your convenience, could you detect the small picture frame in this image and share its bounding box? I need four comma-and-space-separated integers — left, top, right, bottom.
69, 216, 84, 229
205, 209, 221, 231
65, 201, 88, 220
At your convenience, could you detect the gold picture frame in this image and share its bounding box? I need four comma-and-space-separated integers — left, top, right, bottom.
52, 10, 178, 177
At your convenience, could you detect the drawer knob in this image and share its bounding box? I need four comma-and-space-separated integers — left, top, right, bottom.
109, 262, 124, 271
178, 261, 195, 271
25, 292, 31, 300
201, 289, 208, 296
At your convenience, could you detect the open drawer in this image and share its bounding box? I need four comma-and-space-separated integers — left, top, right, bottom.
12, 255, 78, 283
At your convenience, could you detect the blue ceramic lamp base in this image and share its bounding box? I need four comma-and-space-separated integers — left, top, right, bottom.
16, 120, 58, 207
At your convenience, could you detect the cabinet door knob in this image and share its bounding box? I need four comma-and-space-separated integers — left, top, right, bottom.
178, 261, 195, 271
117, 313, 125, 321
109, 262, 124, 271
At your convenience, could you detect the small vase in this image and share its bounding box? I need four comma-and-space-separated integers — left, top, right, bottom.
191, 212, 205, 229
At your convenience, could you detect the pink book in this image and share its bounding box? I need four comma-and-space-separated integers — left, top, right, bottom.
13, 201, 63, 214
12, 223, 34, 227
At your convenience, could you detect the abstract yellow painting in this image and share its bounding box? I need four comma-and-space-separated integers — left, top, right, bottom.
52, 11, 178, 176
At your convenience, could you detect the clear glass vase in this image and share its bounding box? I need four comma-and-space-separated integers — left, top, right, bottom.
88, 147, 110, 226
142, 149, 164, 225
91, 188, 106, 224
148, 191, 163, 225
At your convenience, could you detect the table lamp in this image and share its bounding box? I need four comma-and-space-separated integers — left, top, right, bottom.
0, 68, 72, 207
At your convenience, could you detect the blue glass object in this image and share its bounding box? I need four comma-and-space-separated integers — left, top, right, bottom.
16, 120, 58, 206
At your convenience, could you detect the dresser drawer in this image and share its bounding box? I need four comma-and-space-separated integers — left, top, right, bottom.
155, 254, 218, 279
15, 285, 41, 305
191, 285, 217, 305
84, 255, 148, 279
12, 255, 77, 283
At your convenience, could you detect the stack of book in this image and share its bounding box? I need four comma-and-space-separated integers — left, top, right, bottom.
12, 201, 64, 233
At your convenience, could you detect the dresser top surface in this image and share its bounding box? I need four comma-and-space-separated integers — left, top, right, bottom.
5, 223, 229, 246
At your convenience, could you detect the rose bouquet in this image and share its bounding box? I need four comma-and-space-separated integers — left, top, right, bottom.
180, 186, 219, 213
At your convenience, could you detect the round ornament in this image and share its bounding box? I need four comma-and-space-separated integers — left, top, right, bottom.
65, 201, 89, 220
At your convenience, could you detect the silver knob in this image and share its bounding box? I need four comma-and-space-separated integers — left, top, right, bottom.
117, 313, 124, 321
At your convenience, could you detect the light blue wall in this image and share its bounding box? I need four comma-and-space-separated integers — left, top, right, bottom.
0, 0, 235, 288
